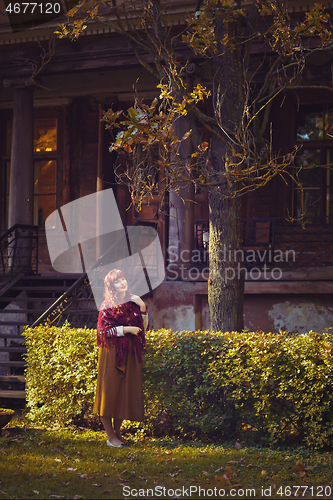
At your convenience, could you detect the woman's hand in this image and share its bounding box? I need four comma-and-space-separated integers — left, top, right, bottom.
124, 326, 142, 336
130, 294, 146, 313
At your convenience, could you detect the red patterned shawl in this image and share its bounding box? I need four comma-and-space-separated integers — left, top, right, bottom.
96, 300, 146, 366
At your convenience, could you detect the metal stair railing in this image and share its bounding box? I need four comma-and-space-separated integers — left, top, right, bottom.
31, 222, 160, 329
0, 224, 38, 279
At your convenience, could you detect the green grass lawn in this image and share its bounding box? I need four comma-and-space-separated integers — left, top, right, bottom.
1, 419, 333, 500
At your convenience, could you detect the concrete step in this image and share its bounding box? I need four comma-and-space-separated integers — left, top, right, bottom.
0, 361, 25, 367
0, 309, 48, 314
0, 390, 26, 399
0, 321, 30, 326
0, 375, 25, 383
0, 334, 25, 340
10, 286, 70, 292
0, 297, 91, 302
0, 347, 26, 353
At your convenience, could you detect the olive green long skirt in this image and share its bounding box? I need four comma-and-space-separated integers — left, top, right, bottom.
93, 345, 144, 422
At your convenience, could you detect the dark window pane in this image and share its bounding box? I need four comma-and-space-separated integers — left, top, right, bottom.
296, 104, 323, 141
295, 188, 321, 219
34, 161, 56, 195
6, 121, 12, 154
329, 189, 333, 219
34, 160, 57, 228
5, 162, 10, 228
34, 195, 56, 228
325, 106, 333, 140
294, 149, 323, 222
297, 149, 321, 186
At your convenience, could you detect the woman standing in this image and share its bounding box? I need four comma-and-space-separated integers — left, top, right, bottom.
93, 269, 148, 447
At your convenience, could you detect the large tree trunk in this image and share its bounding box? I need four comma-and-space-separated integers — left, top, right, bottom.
208, 14, 246, 332
208, 186, 244, 332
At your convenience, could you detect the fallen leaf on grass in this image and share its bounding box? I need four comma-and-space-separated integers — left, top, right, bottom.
234, 442, 242, 450
225, 466, 232, 477
169, 470, 181, 478
292, 461, 308, 477
292, 469, 306, 478
92, 484, 101, 487
73, 496, 84, 499
222, 474, 232, 486
216, 466, 233, 486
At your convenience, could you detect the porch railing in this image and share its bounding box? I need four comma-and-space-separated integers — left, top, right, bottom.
195, 217, 333, 268
0, 224, 38, 278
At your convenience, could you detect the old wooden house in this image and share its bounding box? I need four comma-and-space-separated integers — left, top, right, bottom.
1, 0, 333, 397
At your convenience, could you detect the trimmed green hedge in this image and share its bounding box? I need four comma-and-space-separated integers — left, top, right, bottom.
24, 325, 333, 447
24, 324, 99, 426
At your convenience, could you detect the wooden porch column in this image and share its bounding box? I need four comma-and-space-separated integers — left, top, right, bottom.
4, 79, 34, 271
7, 82, 34, 228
